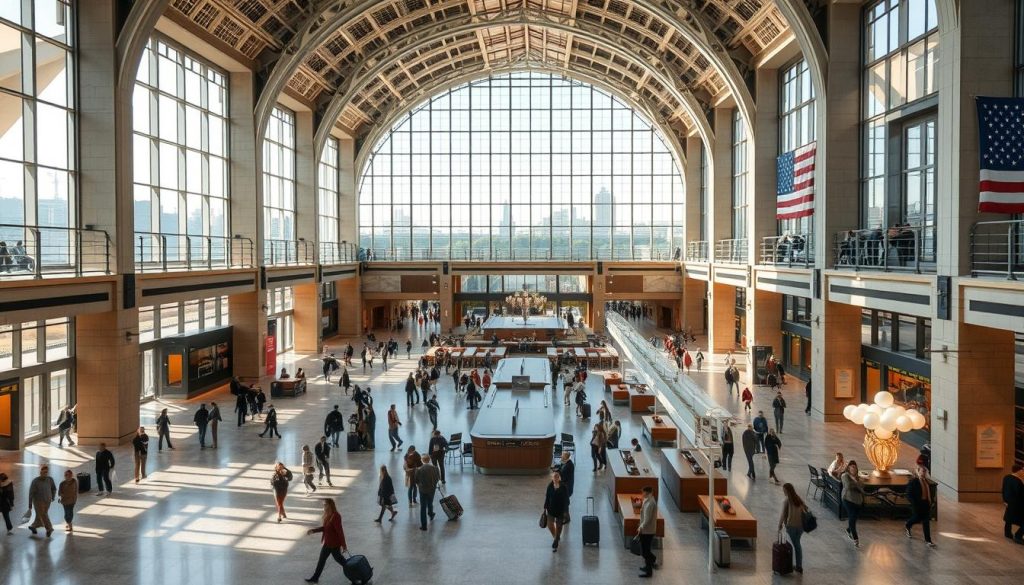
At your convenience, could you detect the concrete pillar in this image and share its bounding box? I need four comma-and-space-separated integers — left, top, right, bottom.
682, 278, 705, 335
683, 135, 704, 245
338, 137, 358, 245
752, 67, 780, 258
228, 70, 260, 260
439, 274, 454, 332
295, 111, 318, 262
711, 108, 734, 253
749, 288, 783, 362
228, 291, 265, 379
592, 273, 606, 334
292, 283, 321, 353
814, 300, 861, 422
75, 310, 140, 445
708, 282, 735, 353
335, 278, 361, 337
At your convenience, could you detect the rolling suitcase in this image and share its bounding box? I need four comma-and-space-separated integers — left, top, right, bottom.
582, 496, 600, 546
347, 432, 361, 452
342, 552, 374, 585
581, 402, 592, 419
772, 532, 793, 575
439, 489, 463, 521
76, 472, 91, 493
713, 528, 731, 568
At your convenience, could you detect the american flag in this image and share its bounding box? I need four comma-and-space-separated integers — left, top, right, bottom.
776, 142, 816, 220
978, 96, 1024, 213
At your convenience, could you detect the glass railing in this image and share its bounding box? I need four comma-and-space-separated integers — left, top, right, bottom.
319, 242, 359, 264
135, 232, 255, 273
264, 239, 314, 266
358, 248, 679, 262
0, 224, 111, 278
685, 241, 708, 262
833, 225, 935, 274
714, 238, 748, 264
759, 234, 813, 267
970, 219, 1024, 279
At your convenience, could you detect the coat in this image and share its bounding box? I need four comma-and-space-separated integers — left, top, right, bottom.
311, 511, 347, 549
906, 476, 934, 511
740, 429, 757, 455
544, 482, 569, 517
764, 434, 782, 465
1002, 473, 1024, 524
0, 479, 14, 513
58, 478, 78, 506
378, 474, 396, 505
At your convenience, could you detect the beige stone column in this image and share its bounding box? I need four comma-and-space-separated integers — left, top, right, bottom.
682, 278, 705, 335
683, 135, 704, 245
335, 277, 362, 337
751, 67, 780, 257
228, 291, 265, 379
338, 137, 358, 246
711, 108, 734, 249
749, 288, 783, 363
75, 310, 140, 445
292, 283, 321, 353
295, 111, 318, 262
591, 273, 606, 334
814, 299, 861, 422
228, 70, 260, 264
708, 282, 735, 353
438, 274, 454, 332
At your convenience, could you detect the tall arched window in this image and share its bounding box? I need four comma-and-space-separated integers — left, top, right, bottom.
358, 72, 685, 261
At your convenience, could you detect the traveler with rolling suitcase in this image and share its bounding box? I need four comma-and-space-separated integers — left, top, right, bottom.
542, 470, 569, 551
304, 498, 348, 583
414, 454, 441, 531
777, 483, 806, 574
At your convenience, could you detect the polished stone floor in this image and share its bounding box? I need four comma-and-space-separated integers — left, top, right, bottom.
0, 317, 1022, 585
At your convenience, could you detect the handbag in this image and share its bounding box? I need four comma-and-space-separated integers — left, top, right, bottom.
538, 512, 548, 529
388, 493, 398, 506
801, 506, 818, 533
629, 534, 643, 556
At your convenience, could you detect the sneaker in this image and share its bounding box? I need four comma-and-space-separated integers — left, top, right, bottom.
94, 491, 105, 497
926, 541, 936, 548
45, 530, 53, 538
28, 527, 37, 535
905, 528, 912, 539
854, 540, 860, 548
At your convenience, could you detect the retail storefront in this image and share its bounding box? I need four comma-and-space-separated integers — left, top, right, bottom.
780, 295, 812, 380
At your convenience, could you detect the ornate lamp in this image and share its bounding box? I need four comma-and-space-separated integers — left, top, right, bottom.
504, 288, 547, 324
842, 391, 927, 476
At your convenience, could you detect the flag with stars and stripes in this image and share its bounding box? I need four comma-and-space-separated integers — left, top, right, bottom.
978, 96, 1024, 213
775, 142, 816, 220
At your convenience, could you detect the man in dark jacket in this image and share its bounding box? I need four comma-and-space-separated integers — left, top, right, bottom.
314, 436, 333, 487
1002, 463, 1024, 543
427, 430, 449, 484
405, 373, 418, 407
258, 405, 280, 438
425, 395, 440, 430
752, 411, 769, 453
324, 405, 345, 448
741, 424, 757, 481
415, 454, 441, 531
555, 451, 575, 499
804, 380, 812, 415
904, 465, 936, 547
194, 404, 210, 449
234, 388, 248, 427
95, 443, 115, 496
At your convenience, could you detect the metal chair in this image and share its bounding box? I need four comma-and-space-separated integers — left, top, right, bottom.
461, 442, 474, 467
560, 433, 575, 457
806, 464, 824, 500
445, 432, 463, 465
552, 442, 563, 465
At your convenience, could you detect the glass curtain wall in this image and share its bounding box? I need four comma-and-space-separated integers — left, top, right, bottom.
263, 106, 297, 264
778, 59, 816, 236
358, 72, 685, 261
133, 35, 229, 266
731, 110, 748, 241
318, 137, 340, 251
0, 0, 76, 269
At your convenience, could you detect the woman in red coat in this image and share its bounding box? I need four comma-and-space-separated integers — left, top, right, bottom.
481, 370, 492, 391
305, 498, 348, 583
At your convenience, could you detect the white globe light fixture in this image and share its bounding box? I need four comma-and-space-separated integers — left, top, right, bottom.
842, 390, 927, 476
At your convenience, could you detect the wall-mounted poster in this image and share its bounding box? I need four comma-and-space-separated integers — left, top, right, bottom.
834, 368, 854, 399
976, 424, 1004, 468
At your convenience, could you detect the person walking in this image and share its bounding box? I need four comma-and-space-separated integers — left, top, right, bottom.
405, 373, 417, 407
404, 446, 422, 506
58, 470, 78, 532
364, 403, 377, 450
428, 430, 449, 485
0, 473, 13, 534
764, 429, 782, 483
156, 408, 173, 451
132, 427, 149, 483
425, 394, 439, 431
415, 454, 440, 531
554, 451, 575, 506
375, 465, 398, 523
772, 392, 787, 433
637, 485, 658, 577
301, 445, 317, 496
340, 368, 351, 395
304, 498, 348, 583
258, 404, 281, 438
56, 406, 75, 447
234, 388, 248, 427
841, 460, 865, 547
777, 483, 806, 574
542, 470, 569, 552
314, 436, 333, 487
324, 405, 344, 448
94, 443, 115, 496
720, 424, 734, 471
741, 424, 757, 480
753, 411, 768, 453
1002, 463, 1024, 543
590, 423, 607, 472
904, 464, 937, 548
209, 402, 222, 448
741, 386, 753, 413
695, 349, 704, 372
255, 387, 266, 418
804, 380, 812, 415
387, 404, 403, 451
193, 404, 210, 449
271, 462, 293, 522
27, 465, 56, 537
406, 339, 413, 359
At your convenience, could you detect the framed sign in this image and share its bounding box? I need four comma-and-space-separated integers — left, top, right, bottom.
975, 424, 1004, 468
834, 368, 854, 399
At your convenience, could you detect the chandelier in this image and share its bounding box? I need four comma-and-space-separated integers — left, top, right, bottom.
842, 390, 927, 476
504, 289, 547, 324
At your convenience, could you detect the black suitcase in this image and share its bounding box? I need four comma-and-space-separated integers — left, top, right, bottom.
581, 402, 592, 419
439, 491, 463, 521
347, 432, 361, 452
342, 553, 373, 584
582, 496, 599, 546
772, 535, 793, 575
76, 472, 91, 493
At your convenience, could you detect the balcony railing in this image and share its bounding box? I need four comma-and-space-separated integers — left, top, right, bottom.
714, 238, 748, 264
135, 233, 255, 273
264, 238, 314, 266
760, 234, 813, 267
686, 241, 709, 262
0, 223, 111, 278
358, 248, 680, 262
970, 219, 1024, 279
319, 242, 359, 264
833, 225, 935, 273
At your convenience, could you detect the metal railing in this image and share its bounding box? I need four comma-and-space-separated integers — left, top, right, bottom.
686, 241, 709, 262
714, 238, 748, 264
0, 224, 111, 278
357, 248, 680, 262
833, 225, 935, 273
319, 241, 359, 264
135, 232, 255, 273
264, 238, 314, 266
760, 234, 813, 267
970, 219, 1024, 279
